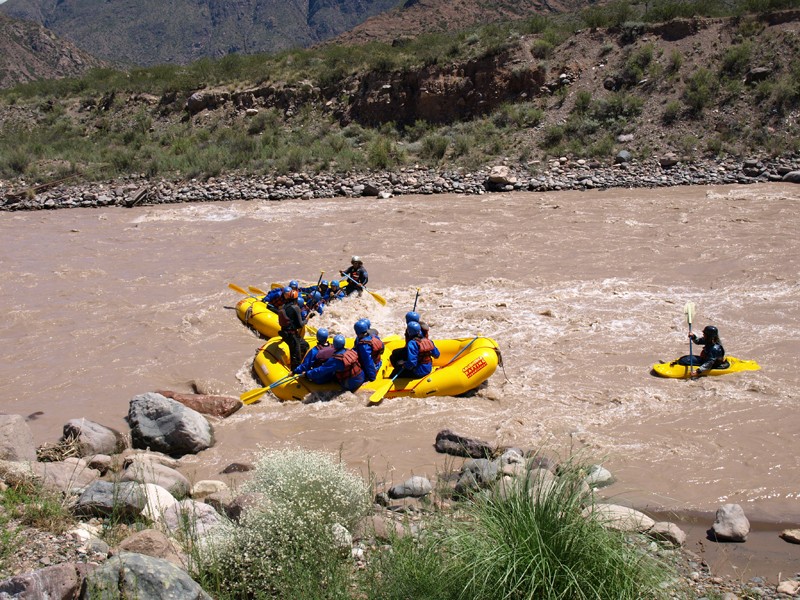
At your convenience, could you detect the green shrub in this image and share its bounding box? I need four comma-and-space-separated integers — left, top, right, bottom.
531, 38, 554, 59
195, 449, 370, 599
683, 68, 719, 115
574, 90, 593, 114
662, 100, 682, 124
420, 135, 450, 161
666, 49, 683, 77
720, 42, 752, 77
367, 136, 403, 169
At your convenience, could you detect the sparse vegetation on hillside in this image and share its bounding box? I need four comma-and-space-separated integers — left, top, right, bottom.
1, 0, 800, 186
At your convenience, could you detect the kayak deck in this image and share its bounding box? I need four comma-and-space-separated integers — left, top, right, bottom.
651, 356, 760, 379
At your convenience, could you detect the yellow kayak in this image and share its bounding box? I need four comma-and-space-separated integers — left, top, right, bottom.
254, 334, 502, 402
651, 356, 760, 379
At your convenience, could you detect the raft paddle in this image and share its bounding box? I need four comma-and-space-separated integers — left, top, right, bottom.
442, 336, 480, 368
341, 273, 387, 306
412, 288, 420, 312
229, 283, 256, 297
240, 374, 301, 404
249, 286, 267, 296
684, 301, 696, 376
369, 372, 401, 405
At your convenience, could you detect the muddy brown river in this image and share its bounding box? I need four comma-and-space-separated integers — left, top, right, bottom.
1, 183, 799, 578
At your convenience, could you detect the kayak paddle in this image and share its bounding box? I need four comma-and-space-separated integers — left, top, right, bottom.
341, 272, 386, 306
684, 301, 696, 375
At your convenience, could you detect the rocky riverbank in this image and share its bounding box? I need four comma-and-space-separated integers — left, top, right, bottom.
2, 156, 800, 211
2, 398, 800, 599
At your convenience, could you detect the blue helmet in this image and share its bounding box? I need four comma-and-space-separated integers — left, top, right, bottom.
289, 280, 299, 289
283, 286, 293, 296
405, 311, 420, 324
312, 291, 321, 302
316, 328, 329, 344
331, 280, 340, 289
354, 318, 370, 335
406, 321, 422, 337
320, 279, 329, 287
333, 334, 346, 350
297, 296, 305, 307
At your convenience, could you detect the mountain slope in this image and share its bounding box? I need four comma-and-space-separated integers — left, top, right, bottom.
330, 0, 592, 45
0, 0, 400, 66
0, 13, 106, 89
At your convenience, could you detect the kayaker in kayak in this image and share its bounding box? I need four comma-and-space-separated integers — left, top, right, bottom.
390, 311, 430, 370
392, 321, 440, 378
303, 334, 365, 392
340, 256, 368, 296
277, 287, 310, 371
293, 328, 334, 375
354, 318, 384, 382
688, 325, 726, 378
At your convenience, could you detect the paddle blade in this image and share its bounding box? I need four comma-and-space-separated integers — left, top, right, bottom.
249, 286, 267, 296
229, 283, 249, 296
369, 290, 387, 306
369, 380, 394, 404
240, 386, 269, 405
683, 301, 696, 326
270, 282, 283, 289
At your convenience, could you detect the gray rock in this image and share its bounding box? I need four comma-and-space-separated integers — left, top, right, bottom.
81, 552, 211, 599
388, 476, 433, 499
0, 414, 37, 462
434, 429, 494, 459
582, 503, 655, 532
712, 504, 750, 542
614, 150, 632, 164
127, 392, 213, 457
30, 459, 100, 494
462, 458, 499, 485
779, 528, 800, 544
648, 521, 687, 547
162, 499, 222, 537
782, 170, 800, 183
120, 458, 191, 497
75, 480, 146, 518
584, 464, 615, 488
62, 418, 127, 457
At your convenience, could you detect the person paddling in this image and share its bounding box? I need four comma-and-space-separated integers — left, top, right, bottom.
340, 256, 368, 296
392, 321, 440, 379
687, 325, 726, 378
303, 334, 365, 392
294, 328, 334, 375
354, 318, 384, 382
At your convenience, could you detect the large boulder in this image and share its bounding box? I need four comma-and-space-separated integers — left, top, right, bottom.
782, 170, 800, 183
127, 392, 213, 457
62, 418, 127, 457
0, 414, 37, 462
75, 480, 146, 519
388, 476, 432, 499
81, 552, 211, 600
582, 503, 655, 532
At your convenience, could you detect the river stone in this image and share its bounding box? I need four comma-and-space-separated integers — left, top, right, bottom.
62, 418, 127, 457
779, 528, 800, 544
30, 458, 100, 494
582, 503, 656, 532
777, 580, 800, 595
584, 464, 615, 488
0, 562, 89, 599
75, 480, 146, 518
116, 529, 187, 568
140, 483, 180, 524
127, 392, 213, 457
162, 499, 223, 537
191, 479, 229, 499
0, 414, 37, 462
121, 458, 191, 497
388, 476, 433, 499
434, 429, 494, 458
712, 503, 750, 542
81, 552, 211, 600
782, 170, 800, 183
156, 390, 242, 418
648, 521, 687, 547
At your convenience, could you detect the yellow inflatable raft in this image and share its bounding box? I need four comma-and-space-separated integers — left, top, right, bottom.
253, 334, 502, 402
651, 356, 760, 378
235, 296, 315, 339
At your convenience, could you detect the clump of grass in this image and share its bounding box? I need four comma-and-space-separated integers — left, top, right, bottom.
193, 449, 370, 599
1, 481, 75, 534
364, 458, 679, 600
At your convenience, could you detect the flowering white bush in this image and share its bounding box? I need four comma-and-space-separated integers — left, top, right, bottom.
195, 449, 370, 598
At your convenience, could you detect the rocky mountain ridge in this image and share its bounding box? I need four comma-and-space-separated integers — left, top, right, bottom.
0, 13, 106, 89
